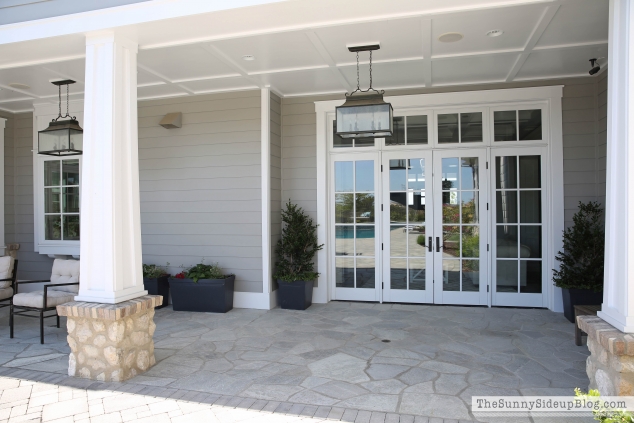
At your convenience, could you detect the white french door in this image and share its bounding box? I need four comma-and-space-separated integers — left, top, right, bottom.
330, 152, 382, 302
330, 148, 546, 308
432, 149, 489, 306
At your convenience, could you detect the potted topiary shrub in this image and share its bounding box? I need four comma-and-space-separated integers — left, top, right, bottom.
553, 201, 605, 323
168, 262, 234, 313
274, 201, 323, 310
142, 264, 170, 309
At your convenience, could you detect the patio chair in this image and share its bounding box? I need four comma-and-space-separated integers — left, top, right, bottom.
11, 259, 79, 344
0, 257, 18, 310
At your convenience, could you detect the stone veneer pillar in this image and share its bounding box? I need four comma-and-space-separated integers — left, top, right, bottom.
57, 296, 162, 382
578, 315, 634, 395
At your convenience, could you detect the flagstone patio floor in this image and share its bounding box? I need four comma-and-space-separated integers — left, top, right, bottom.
0, 302, 592, 422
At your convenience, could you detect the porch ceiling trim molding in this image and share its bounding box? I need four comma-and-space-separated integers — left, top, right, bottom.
314, 85, 564, 310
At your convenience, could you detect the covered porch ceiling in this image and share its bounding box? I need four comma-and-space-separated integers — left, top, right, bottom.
0, 0, 608, 113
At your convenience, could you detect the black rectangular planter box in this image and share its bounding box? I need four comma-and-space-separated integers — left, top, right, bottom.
168, 275, 234, 313
143, 276, 170, 309
562, 288, 603, 323
278, 280, 313, 310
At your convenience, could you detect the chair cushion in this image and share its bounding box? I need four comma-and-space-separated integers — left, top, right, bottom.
13, 290, 74, 308
0, 287, 12, 300
0, 256, 14, 289
50, 259, 80, 294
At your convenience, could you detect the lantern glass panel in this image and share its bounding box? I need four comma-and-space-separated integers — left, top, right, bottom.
337, 103, 392, 136
39, 129, 69, 153
69, 129, 83, 151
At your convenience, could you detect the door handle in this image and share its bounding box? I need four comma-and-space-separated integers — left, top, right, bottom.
436, 237, 442, 252
428, 236, 432, 253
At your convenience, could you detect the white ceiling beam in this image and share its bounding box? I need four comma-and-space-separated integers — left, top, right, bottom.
137, 62, 195, 95
200, 44, 264, 89
41, 65, 84, 84
305, 30, 352, 92
505, 4, 560, 82
421, 18, 432, 87
0, 83, 38, 99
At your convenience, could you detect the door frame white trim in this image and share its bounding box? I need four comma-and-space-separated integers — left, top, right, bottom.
315, 86, 564, 311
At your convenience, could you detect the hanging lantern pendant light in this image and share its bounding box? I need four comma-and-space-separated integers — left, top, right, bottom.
38, 80, 83, 156
336, 44, 393, 139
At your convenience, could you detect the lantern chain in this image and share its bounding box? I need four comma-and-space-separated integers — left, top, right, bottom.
53, 83, 76, 122
346, 50, 382, 97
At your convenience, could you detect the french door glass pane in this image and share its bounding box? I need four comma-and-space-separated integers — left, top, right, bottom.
45, 215, 61, 240
520, 226, 542, 258
462, 260, 479, 291
335, 162, 353, 192
496, 191, 518, 223
495, 156, 518, 189
335, 226, 354, 256
390, 193, 407, 223
335, 194, 353, 223
389, 160, 407, 190
407, 229, 426, 257
355, 194, 374, 223
356, 258, 375, 288
521, 261, 542, 293
497, 226, 518, 258
461, 191, 477, 223
45, 188, 61, 213
391, 226, 406, 254
355, 226, 375, 257
44, 161, 60, 186
494, 111, 517, 141
519, 156, 541, 188
63, 187, 80, 213
497, 261, 518, 292
62, 160, 80, 185
407, 116, 428, 145
408, 159, 426, 190
336, 257, 354, 287
409, 259, 426, 290
355, 161, 374, 191
391, 258, 407, 289
63, 215, 80, 240
443, 260, 460, 291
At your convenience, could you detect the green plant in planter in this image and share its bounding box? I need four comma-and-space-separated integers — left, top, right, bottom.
175, 262, 227, 283
142, 264, 168, 278
553, 202, 605, 292
575, 388, 634, 422
274, 201, 324, 283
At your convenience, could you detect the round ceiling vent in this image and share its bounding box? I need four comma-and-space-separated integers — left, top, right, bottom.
438, 32, 464, 43
8, 82, 30, 90
486, 29, 504, 37
242, 55, 256, 61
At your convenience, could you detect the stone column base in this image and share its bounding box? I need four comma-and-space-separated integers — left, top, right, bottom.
578, 315, 634, 395
57, 295, 162, 382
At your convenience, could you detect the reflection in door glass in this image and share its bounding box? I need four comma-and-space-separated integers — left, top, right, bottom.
461, 158, 479, 189
518, 110, 542, 141
408, 159, 425, 190
355, 194, 374, 223
494, 110, 517, 141
355, 161, 374, 191
335, 194, 354, 223
409, 259, 426, 290
356, 258, 375, 288
461, 260, 479, 292
389, 160, 407, 191
336, 257, 354, 288
335, 226, 354, 256
497, 260, 518, 292
391, 258, 407, 290
335, 162, 353, 192
355, 226, 375, 257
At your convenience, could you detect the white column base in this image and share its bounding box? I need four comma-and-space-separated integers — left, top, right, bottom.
598, 307, 634, 333
75, 288, 148, 305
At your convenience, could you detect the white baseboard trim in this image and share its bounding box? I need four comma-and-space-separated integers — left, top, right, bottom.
234, 291, 276, 310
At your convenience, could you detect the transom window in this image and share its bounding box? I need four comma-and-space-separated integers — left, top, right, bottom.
385, 115, 429, 146
43, 159, 80, 241
494, 109, 542, 141
438, 112, 483, 144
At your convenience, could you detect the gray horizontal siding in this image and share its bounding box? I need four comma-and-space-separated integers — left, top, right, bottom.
138, 90, 263, 293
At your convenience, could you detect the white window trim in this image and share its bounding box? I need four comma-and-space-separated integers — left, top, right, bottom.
33, 102, 84, 256
315, 86, 564, 312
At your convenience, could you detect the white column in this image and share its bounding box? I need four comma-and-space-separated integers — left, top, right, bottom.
598, 0, 634, 332
75, 31, 147, 304
261, 88, 272, 298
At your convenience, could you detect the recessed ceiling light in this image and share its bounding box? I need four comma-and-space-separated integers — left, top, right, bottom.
242, 55, 255, 61
486, 29, 504, 37
438, 32, 464, 43
8, 82, 30, 90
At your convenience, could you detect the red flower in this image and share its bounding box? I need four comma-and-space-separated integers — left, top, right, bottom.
174, 272, 186, 279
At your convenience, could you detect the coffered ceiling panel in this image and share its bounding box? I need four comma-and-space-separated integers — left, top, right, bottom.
432, 54, 518, 85
41, 59, 85, 83
211, 32, 324, 74
257, 68, 344, 96
0, 87, 30, 102
0, 65, 85, 98
516, 44, 608, 80
431, 4, 545, 57
536, 0, 609, 48
314, 18, 423, 65
339, 60, 426, 90
179, 76, 258, 95
137, 67, 165, 87
138, 44, 237, 82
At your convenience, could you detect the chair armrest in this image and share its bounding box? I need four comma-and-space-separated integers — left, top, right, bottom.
43, 282, 79, 309
0, 278, 12, 282
16, 280, 51, 284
